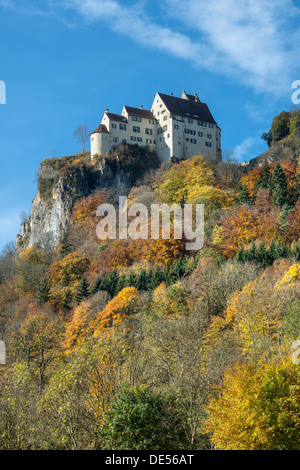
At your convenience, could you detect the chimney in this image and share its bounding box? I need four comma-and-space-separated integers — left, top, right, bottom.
105, 108, 109, 113
170, 92, 173, 96
140, 105, 143, 109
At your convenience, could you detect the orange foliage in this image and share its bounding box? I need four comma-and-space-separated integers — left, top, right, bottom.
93, 287, 139, 336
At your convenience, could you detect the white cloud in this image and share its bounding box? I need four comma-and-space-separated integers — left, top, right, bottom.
232, 136, 264, 162
165, 0, 300, 95
2, 0, 300, 97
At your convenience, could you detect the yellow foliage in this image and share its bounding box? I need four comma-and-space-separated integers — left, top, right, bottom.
64, 301, 95, 354
158, 155, 230, 208
276, 264, 300, 289
19, 247, 43, 264
49, 252, 90, 288
93, 287, 139, 337
225, 279, 283, 364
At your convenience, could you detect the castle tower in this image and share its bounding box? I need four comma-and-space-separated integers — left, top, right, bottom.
90, 123, 110, 158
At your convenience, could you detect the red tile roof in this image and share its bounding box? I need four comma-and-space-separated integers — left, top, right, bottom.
91, 124, 109, 134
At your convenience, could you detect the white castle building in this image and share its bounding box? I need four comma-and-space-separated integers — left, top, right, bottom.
91, 91, 221, 163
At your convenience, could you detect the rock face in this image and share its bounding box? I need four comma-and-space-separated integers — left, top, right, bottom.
16, 147, 160, 252
247, 135, 300, 168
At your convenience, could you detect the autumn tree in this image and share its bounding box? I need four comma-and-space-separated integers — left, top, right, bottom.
10, 310, 63, 390
93, 286, 139, 336
49, 252, 90, 289
205, 361, 300, 450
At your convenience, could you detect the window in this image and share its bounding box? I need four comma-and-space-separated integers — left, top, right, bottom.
122, 139, 127, 144
185, 128, 190, 134
145, 128, 152, 135
186, 138, 189, 142
198, 121, 207, 127
157, 128, 162, 135
149, 119, 155, 124
131, 136, 136, 141
190, 130, 196, 135
146, 139, 152, 144
133, 126, 140, 133
209, 123, 214, 128
174, 124, 179, 130
153, 140, 156, 144
188, 118, 193, 124
113, 137, 117, 142
112, 123, 117, 129
163, 125, 167, 132
191, 138, 196, 144
198, 131, 203, 137
163, 115, 168, 121
205, 142, 212, 147
137, 137, 143, 142
167, 134, 170, 138
207, 134, 212, 139
161, 109, 166, 113
132, 116, 141, 122
119, 123, 126, 130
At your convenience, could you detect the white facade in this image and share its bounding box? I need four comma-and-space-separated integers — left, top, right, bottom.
91, 91, 221, 163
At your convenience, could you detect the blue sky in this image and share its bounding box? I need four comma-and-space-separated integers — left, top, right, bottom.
0, 0, 300, 250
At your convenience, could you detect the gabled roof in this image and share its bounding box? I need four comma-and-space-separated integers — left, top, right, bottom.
106, 112, 127, 123
158, 92, 217, 125
91, 124, 109, 134
124, 106, 155, 120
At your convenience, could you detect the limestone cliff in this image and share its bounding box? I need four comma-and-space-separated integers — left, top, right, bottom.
16, 145, 159, 252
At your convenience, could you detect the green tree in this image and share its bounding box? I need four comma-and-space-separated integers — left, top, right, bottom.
101, 386, 188, 450
269, 111, 291, 143
75, 277, 90, 305
235, 184, 252, 205
289, 109, 300, 136
36, 278, 51, 305
255, 163, 272, 192
62, 288, 72, 309
271, 163, 289, 207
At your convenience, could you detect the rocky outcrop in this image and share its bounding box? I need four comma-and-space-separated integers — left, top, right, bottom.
16, 146, 160, 252
246, 134, 300, 168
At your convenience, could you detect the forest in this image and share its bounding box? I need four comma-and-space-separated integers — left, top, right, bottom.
0, 109, 300, 450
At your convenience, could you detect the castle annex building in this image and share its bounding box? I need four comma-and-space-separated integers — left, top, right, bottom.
91, 91, 221, 163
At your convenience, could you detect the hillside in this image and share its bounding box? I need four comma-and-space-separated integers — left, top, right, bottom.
0, 112, 299, 450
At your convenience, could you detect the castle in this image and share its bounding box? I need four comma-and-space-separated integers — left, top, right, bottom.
91, 90, 221, 163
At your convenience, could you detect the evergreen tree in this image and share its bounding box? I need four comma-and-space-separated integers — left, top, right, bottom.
235, 246, 245, 263
75, 276, 90, 304
248, 241, 256, 262
235, 184, 252, 205
255, 163, 272, 191
116, 274, 127, 294
37, 278, 52, 305
126, 271, 138, 289
268, 239, 278, 263
136, 269, 147, 291
290, 243, 300, 261
255, 241, 268, 266
59, 234, 71, 259
107, 269, 119, 297
271, 163, 289, 207
62, 288, 72, 309
91, 277, 103, 295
